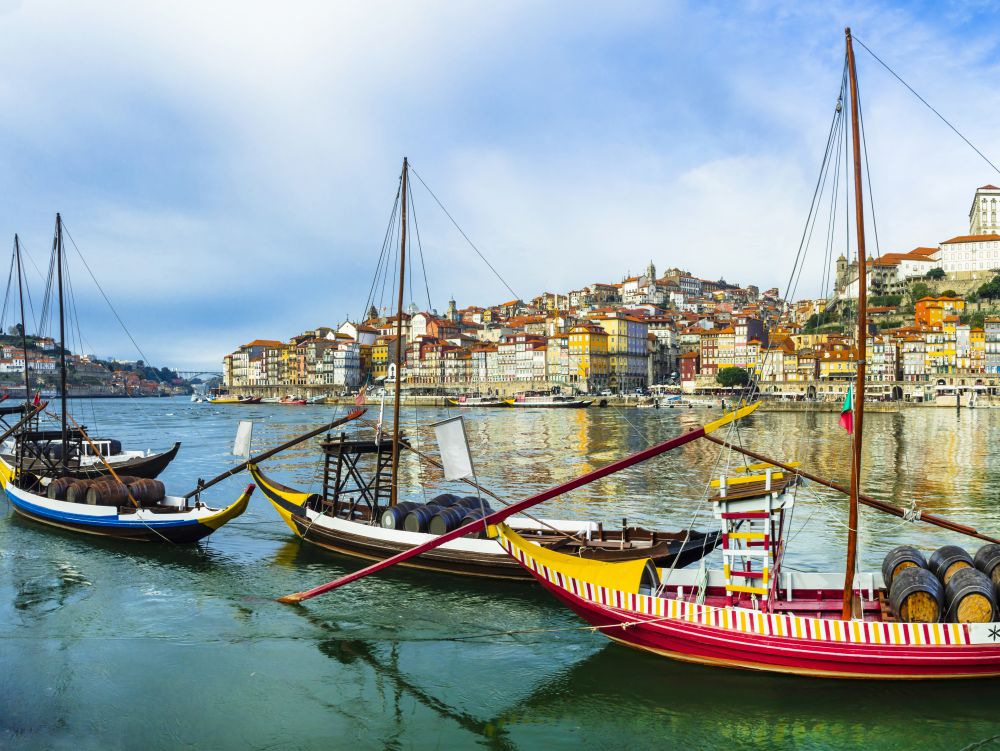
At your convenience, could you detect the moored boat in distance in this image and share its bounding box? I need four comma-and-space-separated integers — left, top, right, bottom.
505, 391, 592, 408
446, 394, 508, 408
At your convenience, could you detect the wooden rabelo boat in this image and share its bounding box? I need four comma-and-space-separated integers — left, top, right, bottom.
0, 234, 180, 481
278, 32, 1000, 679
504, 392, 592, 408
0, 215, 255, 543
254, 158, 721, 579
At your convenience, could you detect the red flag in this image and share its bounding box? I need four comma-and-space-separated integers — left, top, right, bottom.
354, 386, 366, 406
32, 391, 41, 407
839, 386, 853, 434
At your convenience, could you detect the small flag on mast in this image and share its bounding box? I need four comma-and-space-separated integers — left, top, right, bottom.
32, 391, 41, 407
839, 386, 854, 434
354, 385, 366, 407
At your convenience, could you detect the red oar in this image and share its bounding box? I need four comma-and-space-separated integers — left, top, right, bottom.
278, 401, 758, 603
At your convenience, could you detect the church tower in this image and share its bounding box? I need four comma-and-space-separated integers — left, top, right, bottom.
645, 260, 656, 284
446, 296, 458, 322
969, 185, 1000, 235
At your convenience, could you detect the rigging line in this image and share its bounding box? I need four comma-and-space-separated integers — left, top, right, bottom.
822, 115, 845, 300
855, 69, 881, 259
755, 70, 846, 386
0, 243, 14, 333
409, 164, 521, 303
407, 179, 434, 312
16, 238, 41, 336
362, 182, 402, 322
60, 223, 161, 380
854, 35, 1000, 177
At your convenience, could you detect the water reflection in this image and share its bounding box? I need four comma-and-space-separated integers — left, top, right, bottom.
4, 398, 1000, 749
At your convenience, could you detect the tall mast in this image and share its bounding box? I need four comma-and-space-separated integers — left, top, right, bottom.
56, 213, 68, 470
390, 158, 408, 507
14, 235, 30, 404
842, 27, 868, 620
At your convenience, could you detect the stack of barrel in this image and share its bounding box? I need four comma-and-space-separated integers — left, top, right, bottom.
380, 493, 493, 538
883, 543, 1000, 623
45, 475, 166, 508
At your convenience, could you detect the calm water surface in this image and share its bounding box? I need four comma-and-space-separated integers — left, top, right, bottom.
3, 398, 1000, 749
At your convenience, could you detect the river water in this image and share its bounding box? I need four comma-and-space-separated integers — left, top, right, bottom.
2, 398, 1000, 750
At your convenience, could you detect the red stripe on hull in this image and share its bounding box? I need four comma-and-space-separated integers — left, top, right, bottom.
531, 574, 1000, 679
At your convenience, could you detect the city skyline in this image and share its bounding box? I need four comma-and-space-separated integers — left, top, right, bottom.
3, 2, 1000, 369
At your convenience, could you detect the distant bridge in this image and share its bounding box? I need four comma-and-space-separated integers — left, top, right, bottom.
175, 371, 223, 380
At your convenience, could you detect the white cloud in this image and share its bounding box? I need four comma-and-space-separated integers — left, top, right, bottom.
1, 1, 1000, 368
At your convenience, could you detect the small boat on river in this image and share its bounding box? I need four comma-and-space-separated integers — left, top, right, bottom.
446, 395, 508, 408
505, 392, 592, 408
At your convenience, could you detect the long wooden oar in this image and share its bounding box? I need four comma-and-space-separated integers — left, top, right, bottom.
704, 435, 1000, 544
277, 402, 759, 603
182, 408, 366, 499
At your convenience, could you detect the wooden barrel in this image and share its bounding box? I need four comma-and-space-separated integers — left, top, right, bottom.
889, 566, 944, 623
460, 509, 489, 539
945, 567, 996, 623
403, 505, 441, 533
128, 478, 165, 506
456, 496, 492, 512
928, 545, 973, 585
85, 480, 129, 507
429, 493, 461, 508
380, 501, 420, 530
428, 506, 468, 536
974, 544, 1000, 585
46, 477, 75, 501
67, 480, 94, 504
881, 545, 927, 587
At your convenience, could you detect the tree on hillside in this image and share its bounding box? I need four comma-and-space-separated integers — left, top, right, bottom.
925, 267, 945, 280
716, 367, 750, 388
978, 274, 1000, 300
909, 282, 932, 304
941, 289, 959, 299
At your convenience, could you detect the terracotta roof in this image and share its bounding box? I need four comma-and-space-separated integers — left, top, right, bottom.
941, 233, 1000, 244
979, 184, 1000, 190
244, 339, 284, 348
907, 247, 939, 257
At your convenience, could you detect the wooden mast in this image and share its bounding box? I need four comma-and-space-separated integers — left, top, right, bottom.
842, 27, 868, 620
390, 158, 408, 507
56, 213, 69, 471
14, 235, 31, 404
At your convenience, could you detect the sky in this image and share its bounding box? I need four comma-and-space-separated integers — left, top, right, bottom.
2, 0, 1000, 370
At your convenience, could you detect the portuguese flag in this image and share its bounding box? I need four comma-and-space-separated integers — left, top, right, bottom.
839, 386, 854, 434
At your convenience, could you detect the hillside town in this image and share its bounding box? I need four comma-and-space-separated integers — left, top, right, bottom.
223, 185, 1000, 403
0, 332, 189, 397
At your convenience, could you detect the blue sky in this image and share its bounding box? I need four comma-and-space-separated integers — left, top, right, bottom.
2, 1, 1000, 369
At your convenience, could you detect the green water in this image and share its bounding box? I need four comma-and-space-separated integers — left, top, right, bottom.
2, 398, 1000, 749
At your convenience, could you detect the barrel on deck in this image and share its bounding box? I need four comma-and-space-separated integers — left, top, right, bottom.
46, 477, 75, 501
974, 544, 1000, 585
380, 501, 421, 530
889, 566, 945, 623
85, 479, 129, 507
456, 496, 491, 511
128, 478, 165, 507
460, 509, 490, 539
428, 506, 469, 536
881, 545, 927, 587
66, 480, 94, 504
928, 545, 973, 585
403, 504, 441, 533
429, 493, 461, 508
945, 567, 996, 623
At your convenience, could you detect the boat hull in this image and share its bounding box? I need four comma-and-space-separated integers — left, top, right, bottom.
497, 525, 1000, 680
4, 481, 253, 544
251, 464, 717, 580
1, 442, 180, 480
